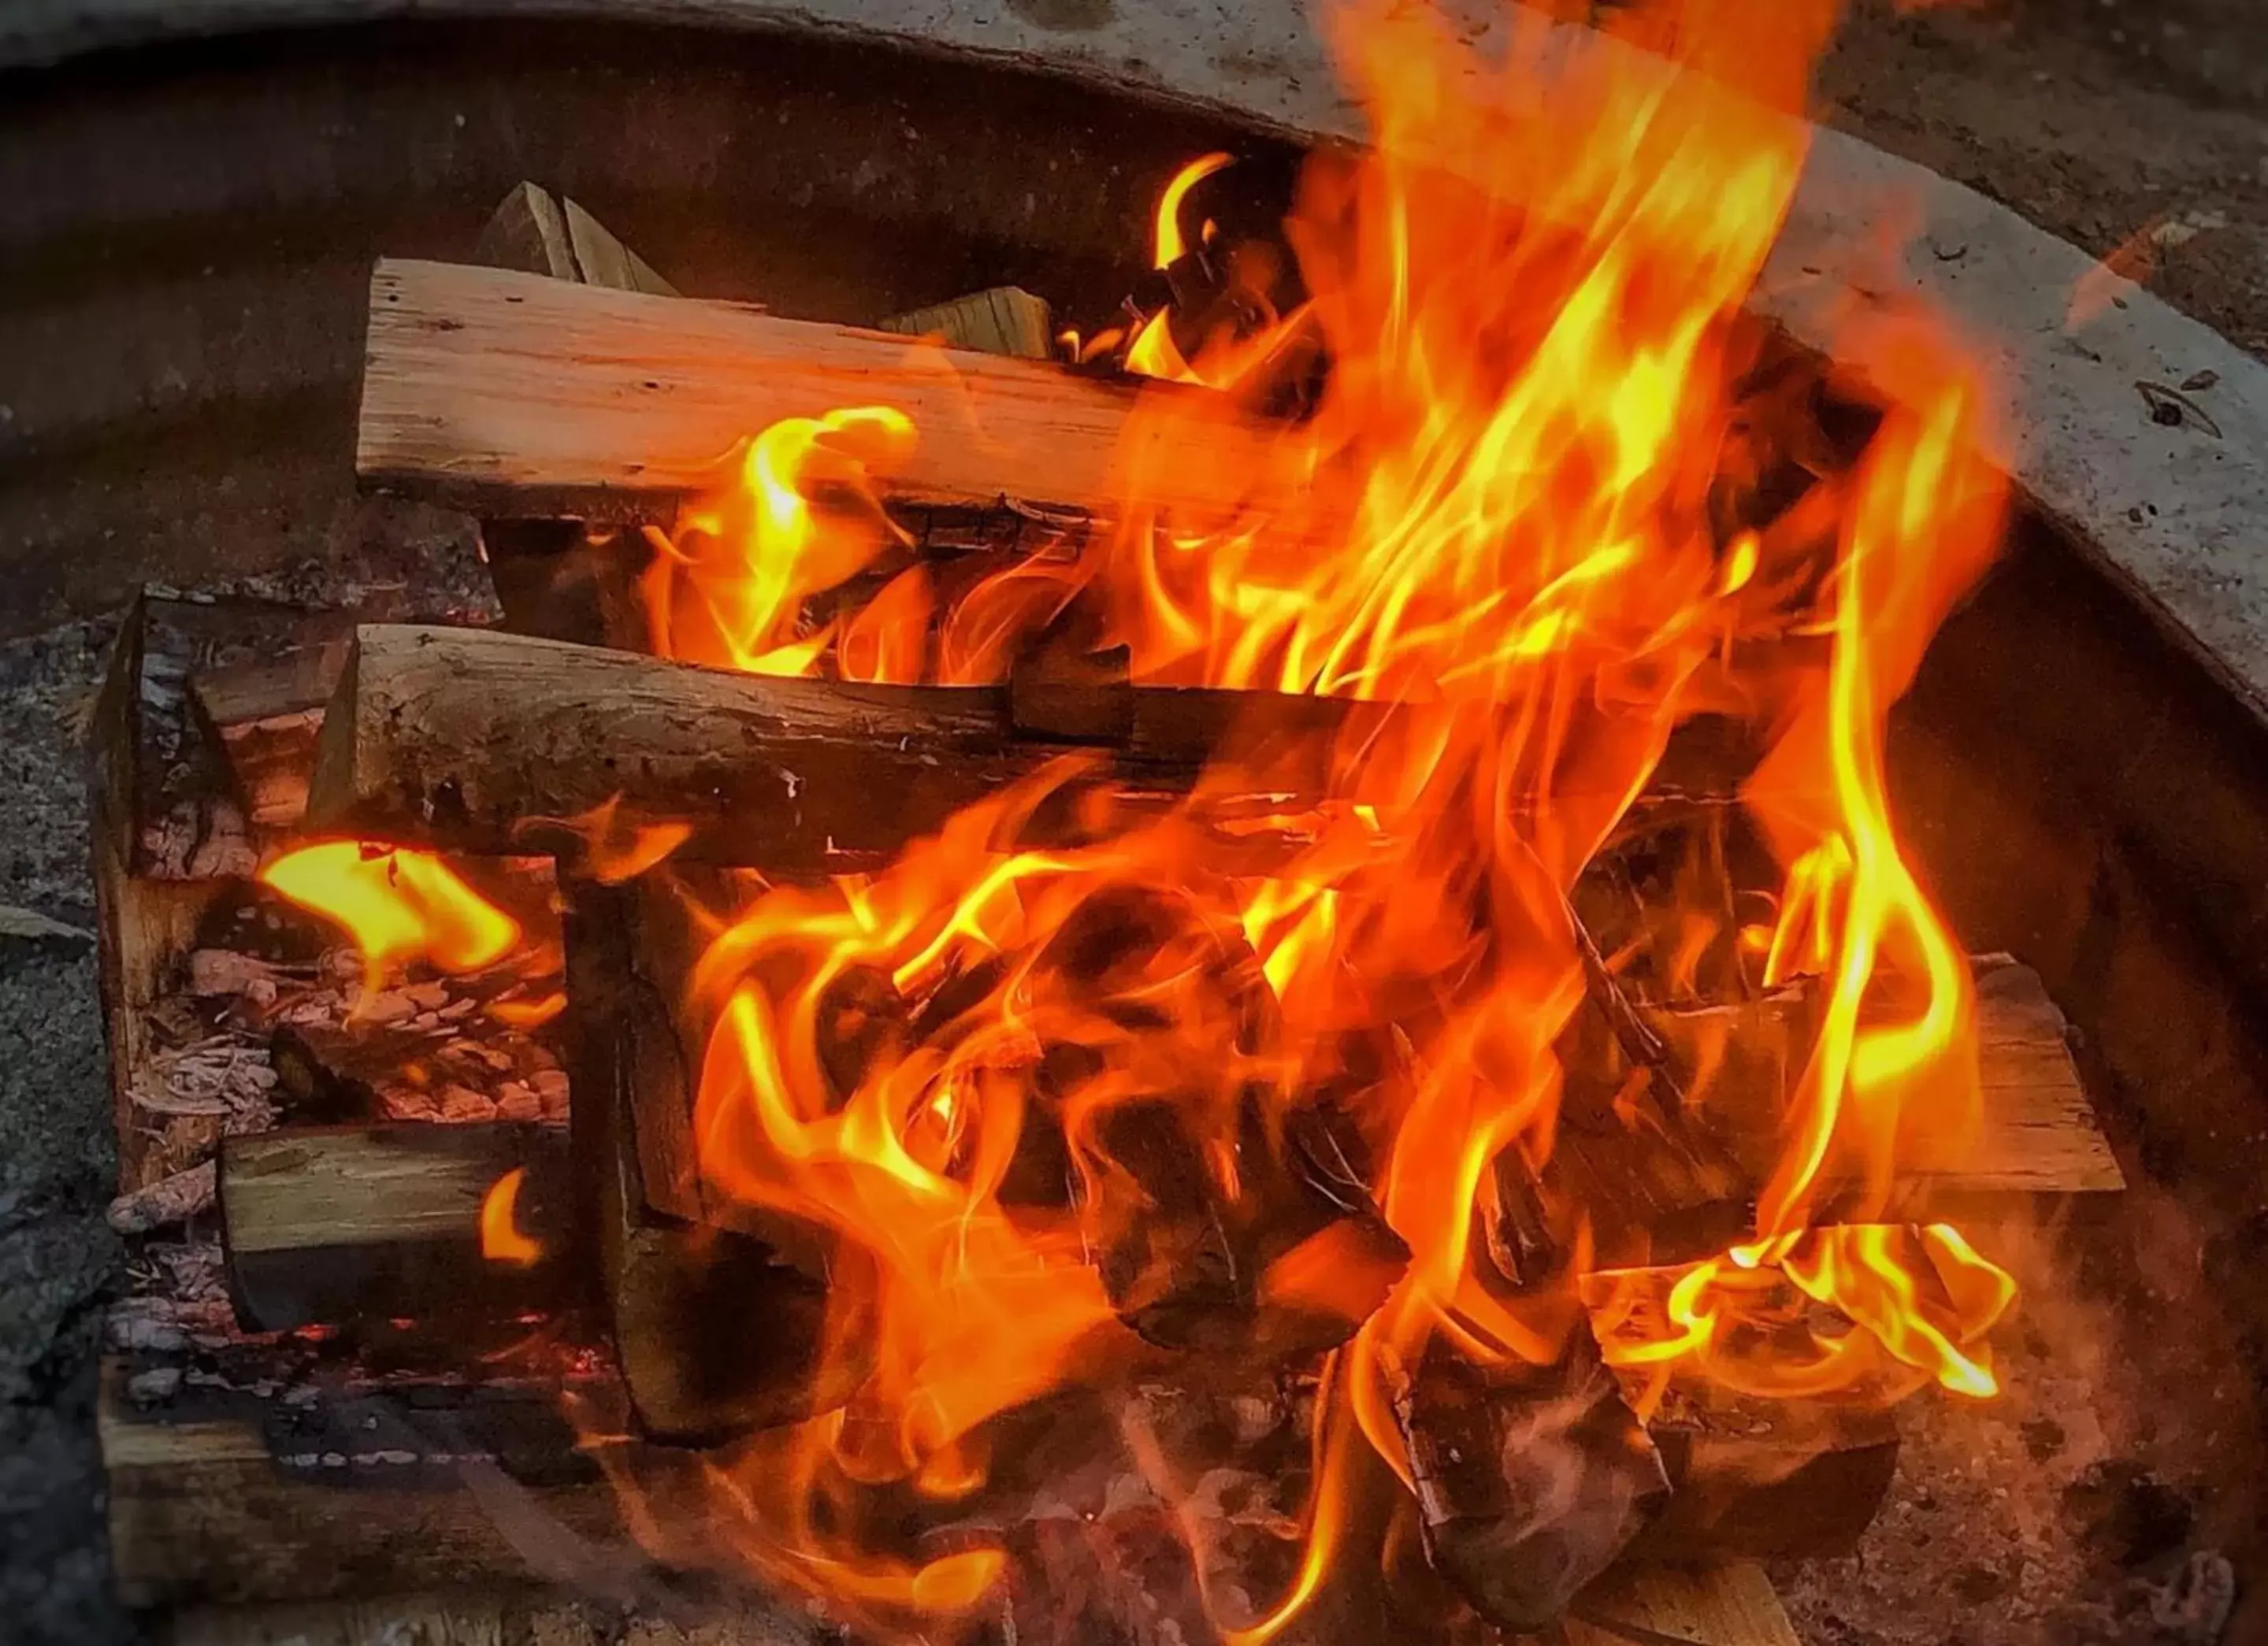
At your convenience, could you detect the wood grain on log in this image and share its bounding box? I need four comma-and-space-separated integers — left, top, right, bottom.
879, 286, 1054, 359
358, 258, 1290, 524
219, 1122, 573, 1330
1567, 1560, 1802, 1646
473, 184, 680, 648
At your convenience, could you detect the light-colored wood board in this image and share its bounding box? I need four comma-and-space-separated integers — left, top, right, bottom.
879, 285, 1052, 359
561, 195, 678, 298
470, 180, 579, 283
358, 258, 1290, 521
1566, 1561, 1802, 1646
219, 1123, 557, 1253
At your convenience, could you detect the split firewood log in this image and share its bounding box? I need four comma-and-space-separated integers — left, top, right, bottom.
217, 1122, 573, 1332
1387, 1320, 1670, 1631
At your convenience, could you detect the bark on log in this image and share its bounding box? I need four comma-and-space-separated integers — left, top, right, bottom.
358, 258, 1291, 525
304, 622, 1393, 872
218, 1122, 573, 1331
106, 1161, 217, 1234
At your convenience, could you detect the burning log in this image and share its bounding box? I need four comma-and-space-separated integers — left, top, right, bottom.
217, 1122, 573, 1331
303, 622, 1394, 871
563, 880, 855, 1441
1388, 1322, 1671, 1631
88, 591, 503, 1191
358, 258, 1291, 523
1086, 1093, 1409, 1357
1500, 957, 2119, 1274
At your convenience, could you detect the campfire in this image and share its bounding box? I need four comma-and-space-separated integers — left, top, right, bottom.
92, 3, 2126, 1640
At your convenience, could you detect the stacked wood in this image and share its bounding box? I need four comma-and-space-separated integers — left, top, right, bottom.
471, 184, 679, 650
91, 591, 504, 1192
218, 1122, 573, 1331
1497, 957, 2119, 1277
472, 181, 679, 298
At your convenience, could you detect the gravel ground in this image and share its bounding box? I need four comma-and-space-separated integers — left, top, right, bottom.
0, 4, 2263, 1643
0, 617, 132, 1645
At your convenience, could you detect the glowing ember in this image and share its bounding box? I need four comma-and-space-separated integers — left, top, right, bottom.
595, 0, 2023, 1632
260, 841, 522, 995
480, 1166, 543, 1266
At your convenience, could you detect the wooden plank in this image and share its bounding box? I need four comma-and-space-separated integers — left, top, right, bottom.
218, 1122, 573, 1330
358, 258, 1289, 523
472, 184, 681, 648
1565, 1562, 1802, 1646
561, 198, 678, 298
879, 286, 1053, 359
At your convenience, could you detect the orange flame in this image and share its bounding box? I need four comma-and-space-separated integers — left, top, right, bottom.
518, 795, 692, 884
260, 842, 522, 995
599, 0, 2025, 1633
480, 1167, 543, 1266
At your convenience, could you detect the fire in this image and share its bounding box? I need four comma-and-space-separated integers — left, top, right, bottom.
480, 1166, 544, 1266
260, 841, 522, 995
598, 0, 2023, 1633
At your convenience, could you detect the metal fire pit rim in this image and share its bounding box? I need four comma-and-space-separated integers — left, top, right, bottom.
11, 0, 2268, 736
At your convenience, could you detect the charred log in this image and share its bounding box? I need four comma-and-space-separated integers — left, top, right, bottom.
562, 880, 860, 1442
1389, 1322, 1670, 1631
304, 622, 1404, 872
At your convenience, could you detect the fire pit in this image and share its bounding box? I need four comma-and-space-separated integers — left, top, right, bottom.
59, 4, 2268, 1644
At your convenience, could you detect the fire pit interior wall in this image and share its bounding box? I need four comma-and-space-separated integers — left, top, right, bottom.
1897, 514, 2268, 1407
17, 9, 2268, 1629
0, 18, 1279, 632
